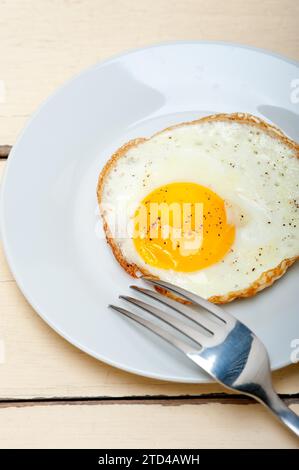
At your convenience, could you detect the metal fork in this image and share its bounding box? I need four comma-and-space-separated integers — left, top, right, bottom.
110, 276, 299, 437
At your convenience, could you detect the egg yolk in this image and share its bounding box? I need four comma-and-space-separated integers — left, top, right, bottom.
133, 182, 235, 272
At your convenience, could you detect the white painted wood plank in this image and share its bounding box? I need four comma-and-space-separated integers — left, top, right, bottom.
0, 1, 298, 402
0, 0, 298, 144
0, 402, 298, 448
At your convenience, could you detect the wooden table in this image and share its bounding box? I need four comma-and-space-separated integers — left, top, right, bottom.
0, 0, 298, 449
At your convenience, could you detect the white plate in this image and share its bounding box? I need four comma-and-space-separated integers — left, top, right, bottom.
1, 42, 298, 383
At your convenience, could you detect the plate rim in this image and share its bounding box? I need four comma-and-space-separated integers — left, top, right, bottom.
0, 40, 297, 383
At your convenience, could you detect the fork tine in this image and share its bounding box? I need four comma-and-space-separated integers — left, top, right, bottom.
130, 285, 216, 335
142, 277, 231, 324
109, 304, 197, 355
119, 295, 205, 346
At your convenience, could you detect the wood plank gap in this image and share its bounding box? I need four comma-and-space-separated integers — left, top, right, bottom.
0, 145, 12, 159
0, 393, 298, 408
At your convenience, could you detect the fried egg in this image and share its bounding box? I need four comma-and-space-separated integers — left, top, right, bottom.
97, 113, 299, 302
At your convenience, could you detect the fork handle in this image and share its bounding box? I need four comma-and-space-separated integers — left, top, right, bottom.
261, 387, 299, 437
